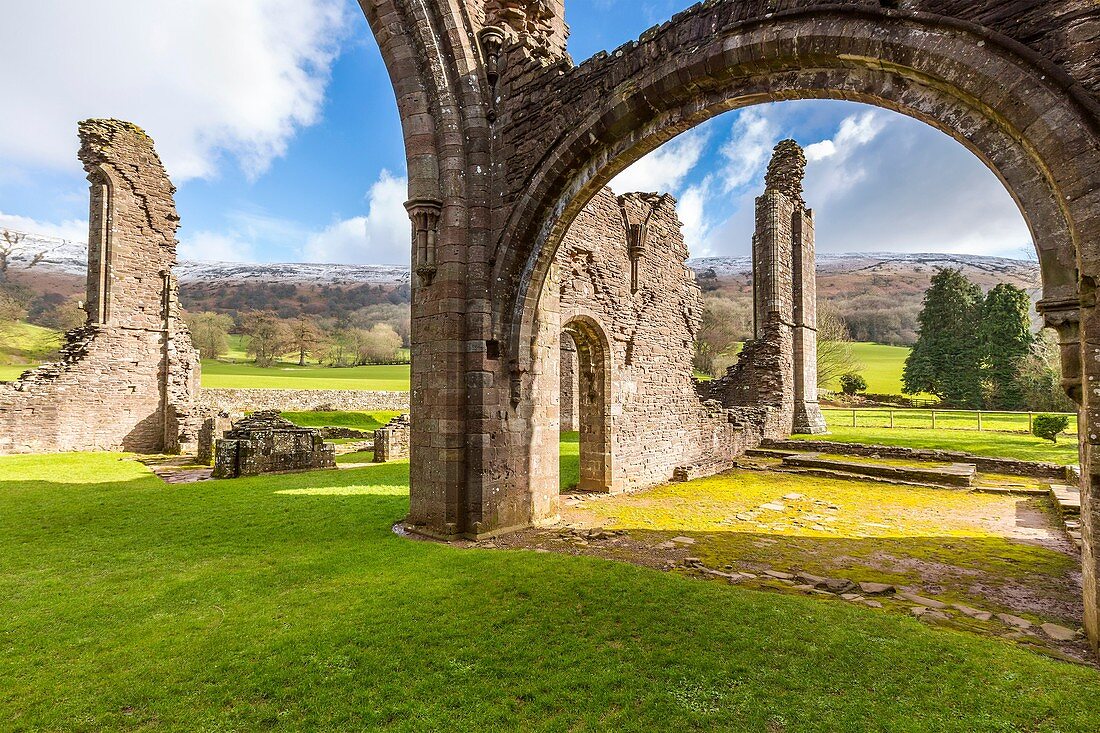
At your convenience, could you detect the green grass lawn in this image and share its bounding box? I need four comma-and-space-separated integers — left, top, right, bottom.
3, 452, 1100, 730
0, 364, 30, 382
561, 431, 579, 491
822, 342, 913, 395
200, 360, 410, 391
0, 321, 62, 380
809, 425, 1079, 465
281, 411, 403, 431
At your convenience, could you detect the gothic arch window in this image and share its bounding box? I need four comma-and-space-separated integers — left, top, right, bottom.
86, 167, 113, 325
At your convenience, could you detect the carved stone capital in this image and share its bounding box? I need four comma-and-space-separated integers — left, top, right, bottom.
1037, 295, 1084, 404
405, 198, 443, 286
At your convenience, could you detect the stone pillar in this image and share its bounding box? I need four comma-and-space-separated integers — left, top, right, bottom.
560, 331, 579, 432
1075, 300, 1099, 653
792, 207, 828, 434
750, 174, 797, 432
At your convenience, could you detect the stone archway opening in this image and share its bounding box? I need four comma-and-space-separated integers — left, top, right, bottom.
562, 316, 611, 493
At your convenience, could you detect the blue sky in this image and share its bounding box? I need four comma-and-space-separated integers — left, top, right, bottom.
0, 0, 1032, 265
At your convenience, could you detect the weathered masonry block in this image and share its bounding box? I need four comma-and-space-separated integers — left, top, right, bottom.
374, 413, 411, 463
0, 119, 200, 455
533, 188, 768, 496
213, 411, 335, 479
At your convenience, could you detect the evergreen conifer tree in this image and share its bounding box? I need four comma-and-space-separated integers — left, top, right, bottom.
980, 283, 1033, 409
902, 268, 984, 406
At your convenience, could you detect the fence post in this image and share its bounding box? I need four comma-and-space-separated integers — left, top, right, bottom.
852, 409, 857, 428
931, 410, 937, 430
1028, 412, 1034, 432
889, 410, 895, 429
977, 411, 983, 432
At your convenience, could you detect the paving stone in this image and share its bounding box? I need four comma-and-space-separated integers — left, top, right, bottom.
898, 593, 948, 610
858, 582, 896, 596
996, 613, 1033, 630
1040, 623, 1078, 641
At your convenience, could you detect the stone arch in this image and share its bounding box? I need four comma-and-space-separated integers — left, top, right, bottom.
562, 313, 613, 493
493, 10, 1099, 377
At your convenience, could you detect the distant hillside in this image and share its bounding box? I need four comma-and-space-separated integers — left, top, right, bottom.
4, 228, 1041, 341
692, 252, 1042, 345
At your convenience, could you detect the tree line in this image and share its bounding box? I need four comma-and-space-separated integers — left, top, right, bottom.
902, 268, 1071, 411
185, 306, 410, 368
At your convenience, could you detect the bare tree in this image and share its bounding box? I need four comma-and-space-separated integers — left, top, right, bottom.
0, 230, 48, 285
817, 306, 863, 390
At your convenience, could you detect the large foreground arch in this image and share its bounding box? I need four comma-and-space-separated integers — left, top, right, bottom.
360, 0, 1100, 651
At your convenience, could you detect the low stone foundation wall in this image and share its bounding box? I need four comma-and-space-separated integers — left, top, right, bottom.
199, 389, 409, 414
768, 439, 1074, 480
374, 414, 411, 463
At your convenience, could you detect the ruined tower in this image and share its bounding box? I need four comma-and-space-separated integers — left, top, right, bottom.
753, 140, 828, 434
0, 119, 201, 455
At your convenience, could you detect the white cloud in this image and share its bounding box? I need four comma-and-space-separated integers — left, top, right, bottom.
676, 179, 714, 255
701, 105, 1032, 258
0, 0, 351, 182
609, 129, 709, 194
302, 170, 410, 265
178, 231, 258, 263
804, 111, 885, 163
0, 211, 88, 243
718, 109, 779, 192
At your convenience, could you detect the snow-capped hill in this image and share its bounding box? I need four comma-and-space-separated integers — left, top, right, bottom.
687, 252, 1039, 285
173, 260, 410, 286
6, 224, 1038, 290
5, 232, 88, 276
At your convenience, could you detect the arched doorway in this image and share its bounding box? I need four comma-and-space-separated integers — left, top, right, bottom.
562, 315, 611, 492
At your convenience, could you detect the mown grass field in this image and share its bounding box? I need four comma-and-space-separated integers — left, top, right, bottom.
823, 407, 1078, 434
822, 341, 913, 395
809, 425, 1079, 465
3, 451, 1100, 731
200, 360, 410, 391
0, 321, 60, 366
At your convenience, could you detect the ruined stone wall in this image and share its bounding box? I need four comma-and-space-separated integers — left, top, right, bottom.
374, 413, 412, 463
198, 388, 410, 415
0, 120, 200, 455
706, 140, 825, 436
538, 188, 753, 493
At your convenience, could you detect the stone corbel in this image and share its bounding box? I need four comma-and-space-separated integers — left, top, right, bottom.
478, 26, 506, 88
1037, 295, 1084, 404
405, 198, 443, 286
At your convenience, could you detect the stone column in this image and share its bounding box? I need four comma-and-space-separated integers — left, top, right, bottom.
792, 208, 828, 434
560, 331, 579, 432
750, 171, 797, 432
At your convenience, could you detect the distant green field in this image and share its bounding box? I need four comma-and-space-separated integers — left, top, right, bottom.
823, 342, 913, 396
823, 407, 1078, 434
0, 365, 30, 381
200, 360, 410, 391
808, 425, 1079, 465
0, 321, 61, 373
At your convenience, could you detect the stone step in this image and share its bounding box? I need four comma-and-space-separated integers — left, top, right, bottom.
772, 466, 970, 491
1050, 484, 1081, 516
780, 452, 977, 487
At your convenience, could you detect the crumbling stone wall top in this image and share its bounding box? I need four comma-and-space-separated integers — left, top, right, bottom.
764, 139, 807, 207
